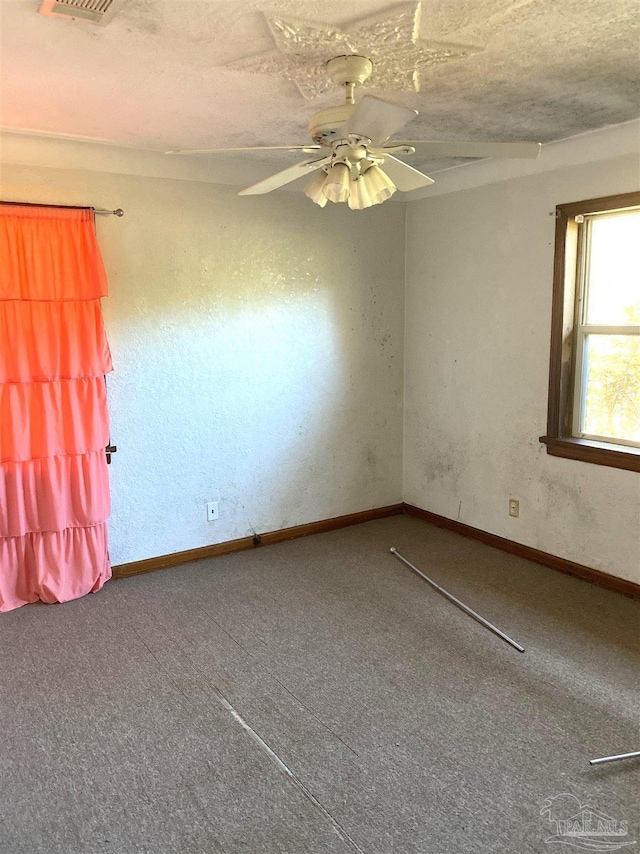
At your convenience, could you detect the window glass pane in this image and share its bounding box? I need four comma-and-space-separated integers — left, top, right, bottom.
586, 210, 640, 325
582, 334, 640, 443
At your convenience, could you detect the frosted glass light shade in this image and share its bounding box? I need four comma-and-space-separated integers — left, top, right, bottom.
323, 163, 351, 204
362, 165, 396, 204
348, 178, 373, 210
305, 171, 329, 207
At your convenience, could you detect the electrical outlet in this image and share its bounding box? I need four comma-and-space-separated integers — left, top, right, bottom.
206, 501, 219, 522
508, 498, 519, 518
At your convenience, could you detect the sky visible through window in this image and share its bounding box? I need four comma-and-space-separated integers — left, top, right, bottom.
581, 209, 640, 444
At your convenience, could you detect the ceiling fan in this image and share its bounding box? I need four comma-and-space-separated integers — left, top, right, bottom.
168, 55, 541, 210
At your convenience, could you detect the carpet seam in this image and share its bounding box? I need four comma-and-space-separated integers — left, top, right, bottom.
129, 617, 366, 854
194, 601, 360, 758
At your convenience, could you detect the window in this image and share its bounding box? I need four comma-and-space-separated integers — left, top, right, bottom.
541, 192, 640, 472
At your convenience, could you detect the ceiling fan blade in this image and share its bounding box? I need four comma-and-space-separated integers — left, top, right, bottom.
166, 145, 321, 155
238, 157, 331, 196
342, 96, 418, 146
381, 156, 435, 191
392, 140, 542, 159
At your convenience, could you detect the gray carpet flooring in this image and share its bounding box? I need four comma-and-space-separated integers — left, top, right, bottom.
0, 516, 638, 854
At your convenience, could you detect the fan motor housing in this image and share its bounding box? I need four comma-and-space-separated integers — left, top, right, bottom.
309, 104, 355, 146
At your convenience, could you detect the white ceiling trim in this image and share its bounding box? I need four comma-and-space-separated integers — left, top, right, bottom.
0, 130, 270, 188
404, 119, 640, 200
1, 119, 638, 199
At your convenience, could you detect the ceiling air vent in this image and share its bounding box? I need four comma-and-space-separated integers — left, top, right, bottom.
38, 0, 125, 26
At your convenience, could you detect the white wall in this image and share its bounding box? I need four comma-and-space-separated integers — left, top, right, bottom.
1, 154, 405, 565
404, 137, 640, 583
3, 124, 638, 583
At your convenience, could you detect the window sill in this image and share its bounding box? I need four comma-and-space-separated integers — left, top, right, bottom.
539, 436, 640, 472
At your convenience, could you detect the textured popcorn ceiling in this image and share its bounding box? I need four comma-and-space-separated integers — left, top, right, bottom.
0, 0, 638, 175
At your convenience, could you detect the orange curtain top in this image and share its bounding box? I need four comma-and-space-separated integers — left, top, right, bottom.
0, 204, 108, 301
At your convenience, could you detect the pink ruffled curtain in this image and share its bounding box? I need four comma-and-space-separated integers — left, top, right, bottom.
0, 204, 113, 612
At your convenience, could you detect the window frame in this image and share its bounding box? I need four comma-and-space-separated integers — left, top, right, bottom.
540, 191, 640, 472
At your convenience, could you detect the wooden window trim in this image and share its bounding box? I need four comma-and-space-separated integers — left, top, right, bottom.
541, 191, 640, 472
539, 436, 640, 472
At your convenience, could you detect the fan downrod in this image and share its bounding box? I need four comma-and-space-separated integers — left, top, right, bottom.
326, 55, 373, 104
309, 55, 374, 146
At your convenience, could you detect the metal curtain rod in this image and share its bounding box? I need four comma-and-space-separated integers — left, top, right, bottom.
0, 200, 124, 216
390, 547, 525, 653
589, 750, 640, 766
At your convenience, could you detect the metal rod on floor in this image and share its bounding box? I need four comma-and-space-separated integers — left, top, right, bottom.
389, 547, 525, 653
589, 751, 640, 766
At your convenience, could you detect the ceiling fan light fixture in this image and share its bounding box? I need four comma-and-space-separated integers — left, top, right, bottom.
361, 165, 396, 204
323, 163, 350, 204
173, 54, 542, 207
304, 171, 329, 207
